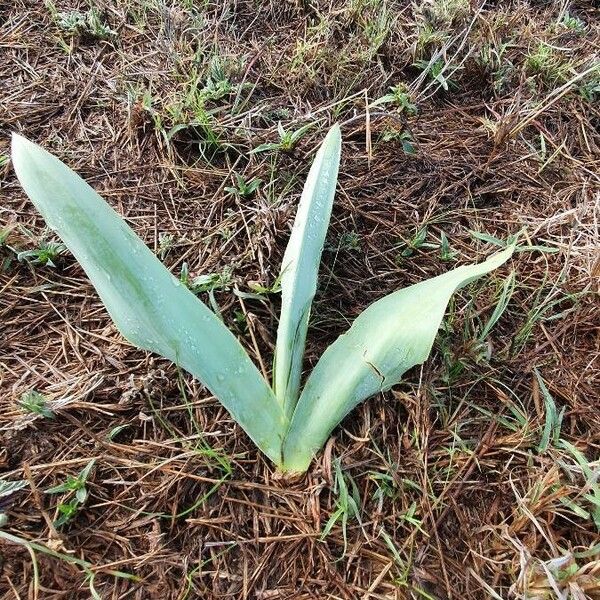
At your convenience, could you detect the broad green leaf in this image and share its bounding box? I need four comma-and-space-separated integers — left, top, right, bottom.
282, 246, 514, 472
273, 125, 341, 419
11, 134, 286, 465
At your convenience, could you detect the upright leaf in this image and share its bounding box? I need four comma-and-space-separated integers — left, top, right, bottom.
274, 125, 341, 419
11, 134, 286, 465
282, 246, 514, 472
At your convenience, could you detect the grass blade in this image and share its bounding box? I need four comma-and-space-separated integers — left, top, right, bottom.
534, 368, 563, 453
11, 134, 286, 465
274, 125, 341, 419
282, 246, 514, 472
479, 269, 516, 341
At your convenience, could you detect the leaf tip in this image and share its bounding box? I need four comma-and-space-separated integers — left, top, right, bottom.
11, 132, 36, 172
11, 131, 28, 151
327, 123, 342, 143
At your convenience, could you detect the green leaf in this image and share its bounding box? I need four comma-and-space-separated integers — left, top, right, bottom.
250, 142, 280, 154
479, 270, 516, 341
76, 487, 88, 504
79, 459, 96, 482
107, 424, 130, 441
535, 369, 563, 453
273, 125, 341, 419
281, 246, 514, 472
45, 480, 77, 494
469, 230, 506, 247
55, 499, 80, 527
11, 134, 286, 465
0, 479, 28, 498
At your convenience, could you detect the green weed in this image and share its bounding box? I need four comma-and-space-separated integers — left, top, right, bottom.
524, 43, 571, 86
18, 390, 55, 419
421, 0, 470, 28
46, 2, 116, 41
321, 459, 362, 557
397, 226, 436, 259
578, 65, 600, 103
45, 460, 96, 527
379, 128, 416, 154
179, 263, 233, 314
157, 232, 175, 260
439, 231, 457, 262
414, 58, 458, 91
558, 12, 586, 34
252, 122, 314, 154
224, 174, 262, 199
534, 369, 564, 453
17, 240, 66, 267
372, 83, 417, 115
557, 440, 600, 530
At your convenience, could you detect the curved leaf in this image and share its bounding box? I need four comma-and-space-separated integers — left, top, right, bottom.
282, 246, 514, 472
11, 134, 286, 465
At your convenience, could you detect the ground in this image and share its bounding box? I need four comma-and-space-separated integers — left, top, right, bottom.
0, 0, 599, 598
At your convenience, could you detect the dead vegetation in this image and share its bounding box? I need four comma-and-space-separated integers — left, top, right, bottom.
0, 0, 599, 598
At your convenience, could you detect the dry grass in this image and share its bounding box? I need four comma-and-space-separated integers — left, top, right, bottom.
1, 0, 599, 598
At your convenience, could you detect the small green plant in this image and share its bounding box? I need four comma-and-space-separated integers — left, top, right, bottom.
0, 226, 12, 246
225, 174, 262, 198
578, 66, 600, 103
370, 469, 405, 503
45, 460, 96, 527
414, 58, 457, 91
439, 231, 457, 262
558, 12, 585, 34
397, 226, 437, 259
159, 53, 242, 161
198, 55, 234, 104
0, 479, 29, 528
320, 460, 362, 556
251, 122, 314, 154
157, 232, 175, 260
179, 263, 232, 295
421, 0, 470, 27
0, 479, 28, 498
415, 24, 448, 58
18, 390, 55, 419
17, 240, 66, 267
11, 128, 513, 473
234, 275, 282, 303
557, 440, 600, 530
0, 227, 15, 272
179, 263, 232, 314
372, 84, 417, 115
337, 231, 361, 252
379, 128, 416, 155
46, 2, 116, 41
246, 275, 282, 296
535, 369, 564, 453
524, 43, 570, 86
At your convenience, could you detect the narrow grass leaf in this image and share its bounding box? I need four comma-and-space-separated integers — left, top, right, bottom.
274, 125, 341, 418
11, 134, 286, 465
479, 270, 516, 341
535, 369, 563, 453
282, 246, 514, 472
